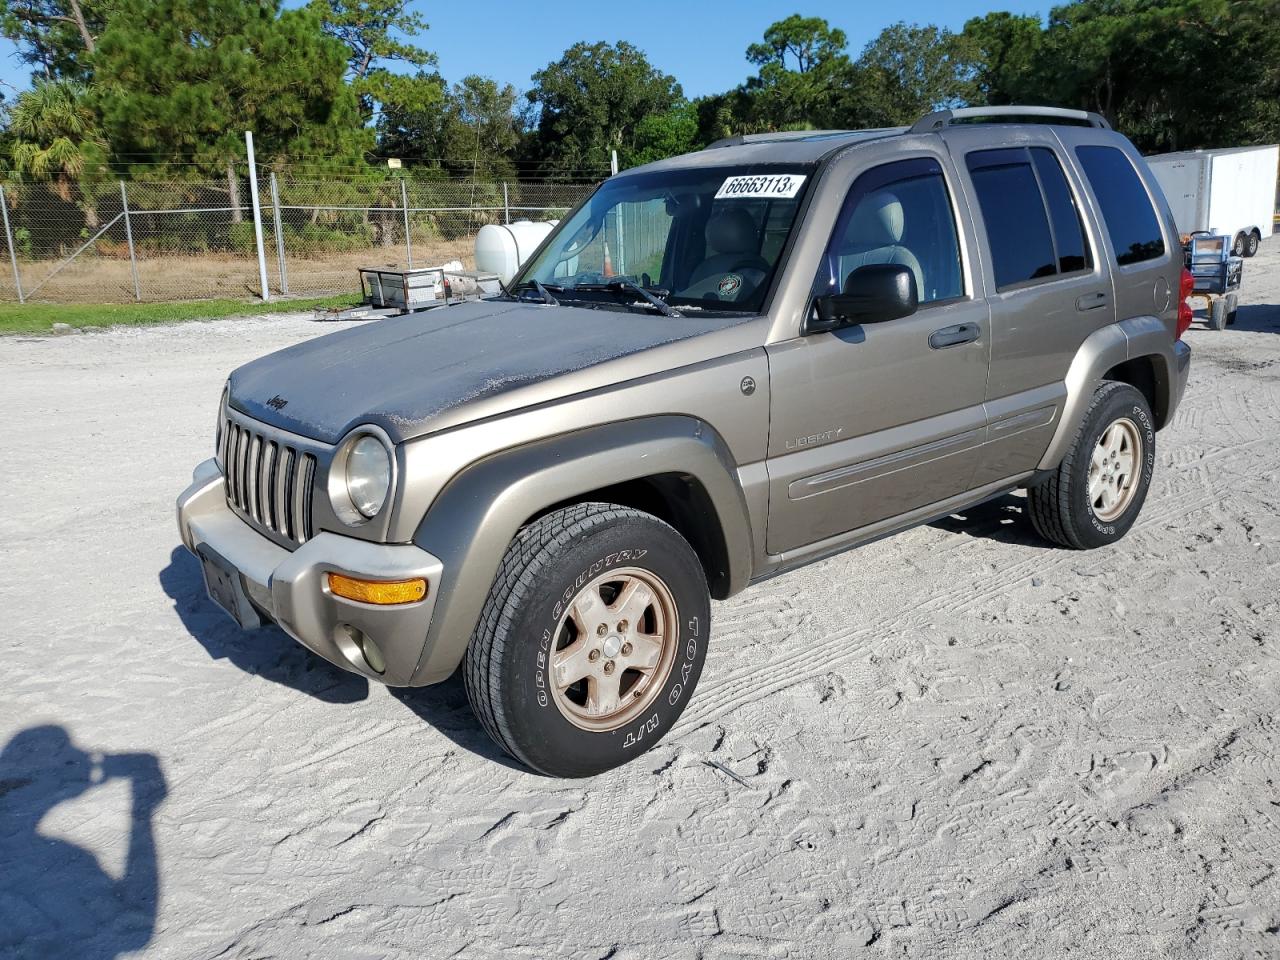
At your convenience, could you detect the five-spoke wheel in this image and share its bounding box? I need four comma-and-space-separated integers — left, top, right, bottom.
550, 569, 678, 731
1087, 418, 1141, 523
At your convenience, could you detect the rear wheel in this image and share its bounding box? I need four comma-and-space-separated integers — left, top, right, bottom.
1244, 231, 1260, 257
464, 503, 710, 778
1232, 233, 1245, 256
1027, 382, 1155, 550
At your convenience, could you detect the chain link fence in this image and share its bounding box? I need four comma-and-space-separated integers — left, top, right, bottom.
0, 173, 598, 304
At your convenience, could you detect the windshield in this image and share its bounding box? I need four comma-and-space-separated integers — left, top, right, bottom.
514, 164, 815, 313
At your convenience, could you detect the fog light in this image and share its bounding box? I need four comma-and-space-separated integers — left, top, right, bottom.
335, 623, 386, 675
357, 632, 386, 674
327, 572, 426, 605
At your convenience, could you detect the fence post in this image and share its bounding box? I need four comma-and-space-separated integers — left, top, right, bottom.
119, 181, 141, 301
0, 184, 24, 304
270, 172, 288, 296
244, 131, 271, 303
503, 182, 510, 225
400, 178, 413, 269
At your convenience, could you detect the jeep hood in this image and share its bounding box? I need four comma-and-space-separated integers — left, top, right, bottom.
228, 299, 755, 444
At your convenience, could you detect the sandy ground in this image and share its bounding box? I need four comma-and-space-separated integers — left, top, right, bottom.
2, 242, 1279, 960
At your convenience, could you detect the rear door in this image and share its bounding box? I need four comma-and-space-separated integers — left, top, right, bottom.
943, 127, 1114, 485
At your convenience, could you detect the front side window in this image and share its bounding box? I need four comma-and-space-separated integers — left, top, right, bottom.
1075, 145, 1166, 266
517, 165, 814, 314
812, 157, 964, 306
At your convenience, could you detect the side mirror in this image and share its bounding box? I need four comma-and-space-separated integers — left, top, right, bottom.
809, 263, 919, 333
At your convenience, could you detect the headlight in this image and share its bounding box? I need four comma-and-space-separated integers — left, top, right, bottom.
336, 433, 392, 522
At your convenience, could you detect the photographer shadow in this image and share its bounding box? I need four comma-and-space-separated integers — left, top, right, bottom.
159, 546, 368, 704
0, 725, 166, 960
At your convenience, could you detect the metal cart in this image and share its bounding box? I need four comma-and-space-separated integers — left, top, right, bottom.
314, 265, 502, 322
1184, 232, 1242, 330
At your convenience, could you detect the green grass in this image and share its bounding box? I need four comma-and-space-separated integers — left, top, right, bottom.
0, 293, 361, 335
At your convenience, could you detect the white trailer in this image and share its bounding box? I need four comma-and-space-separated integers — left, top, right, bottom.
1146, 144, 1278, 257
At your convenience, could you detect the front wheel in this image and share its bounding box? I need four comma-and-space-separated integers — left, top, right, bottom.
464, 503, 710, 777
1027, 382, 1156, 550
1244, 231, 1260, 257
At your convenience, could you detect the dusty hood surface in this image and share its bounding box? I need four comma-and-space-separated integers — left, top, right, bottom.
228, 299, 752, 443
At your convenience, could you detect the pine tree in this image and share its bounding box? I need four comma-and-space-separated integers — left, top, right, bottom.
92, 0, 371, 180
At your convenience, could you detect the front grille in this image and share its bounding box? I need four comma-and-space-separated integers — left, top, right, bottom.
220, 418, 316, 544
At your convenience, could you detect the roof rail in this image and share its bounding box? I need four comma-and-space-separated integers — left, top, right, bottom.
910, 105, 1111, 134
707, 129, 851, 149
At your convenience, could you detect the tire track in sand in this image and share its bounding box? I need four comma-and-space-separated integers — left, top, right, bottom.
676, 377, 1279, 734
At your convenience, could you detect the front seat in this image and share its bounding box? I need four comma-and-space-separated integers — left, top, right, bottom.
839, 191, 924, 296
687, 208, 769, 288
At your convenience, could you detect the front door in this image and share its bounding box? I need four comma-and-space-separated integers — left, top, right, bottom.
765, 152, 991, 556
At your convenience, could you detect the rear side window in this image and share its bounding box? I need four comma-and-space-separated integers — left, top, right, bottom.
1031, 148, 1091, 273
966, 148, 1057, 289
1075, 145, 1165, 266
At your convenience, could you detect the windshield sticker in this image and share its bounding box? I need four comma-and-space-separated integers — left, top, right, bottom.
718, 274, 742, 296
714, 174, 807, 200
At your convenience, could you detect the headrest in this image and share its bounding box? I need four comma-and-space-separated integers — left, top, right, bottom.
846, 191, 905, 248
705, 208, 759, 255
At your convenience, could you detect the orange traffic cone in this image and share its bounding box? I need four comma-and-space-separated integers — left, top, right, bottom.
603, 239, 614, 277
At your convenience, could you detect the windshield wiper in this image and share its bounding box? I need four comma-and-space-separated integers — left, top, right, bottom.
510, 279, 561, 305
577, 279, 682, 318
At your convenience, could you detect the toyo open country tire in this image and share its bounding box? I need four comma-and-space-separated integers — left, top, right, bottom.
1027, 381, 1156, 550
464, 503, 710, 777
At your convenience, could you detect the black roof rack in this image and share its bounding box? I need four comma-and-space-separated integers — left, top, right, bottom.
911, 105, 1111, 134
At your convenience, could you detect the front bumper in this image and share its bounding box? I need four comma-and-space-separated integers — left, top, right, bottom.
176, 458, 444, 686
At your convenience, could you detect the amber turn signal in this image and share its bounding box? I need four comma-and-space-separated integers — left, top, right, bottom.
327, 572, 427, 605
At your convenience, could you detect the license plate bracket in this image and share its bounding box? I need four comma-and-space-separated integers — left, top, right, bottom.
197, 545, 262, 630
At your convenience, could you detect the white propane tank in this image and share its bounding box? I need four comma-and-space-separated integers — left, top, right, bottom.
475, 220, 558, 284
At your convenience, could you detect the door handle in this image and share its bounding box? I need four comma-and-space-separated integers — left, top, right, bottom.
929, 322, 980, 349
1076, 292, 1109, 311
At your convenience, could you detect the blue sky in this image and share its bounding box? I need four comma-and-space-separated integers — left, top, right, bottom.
0, 1, 1052, 101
